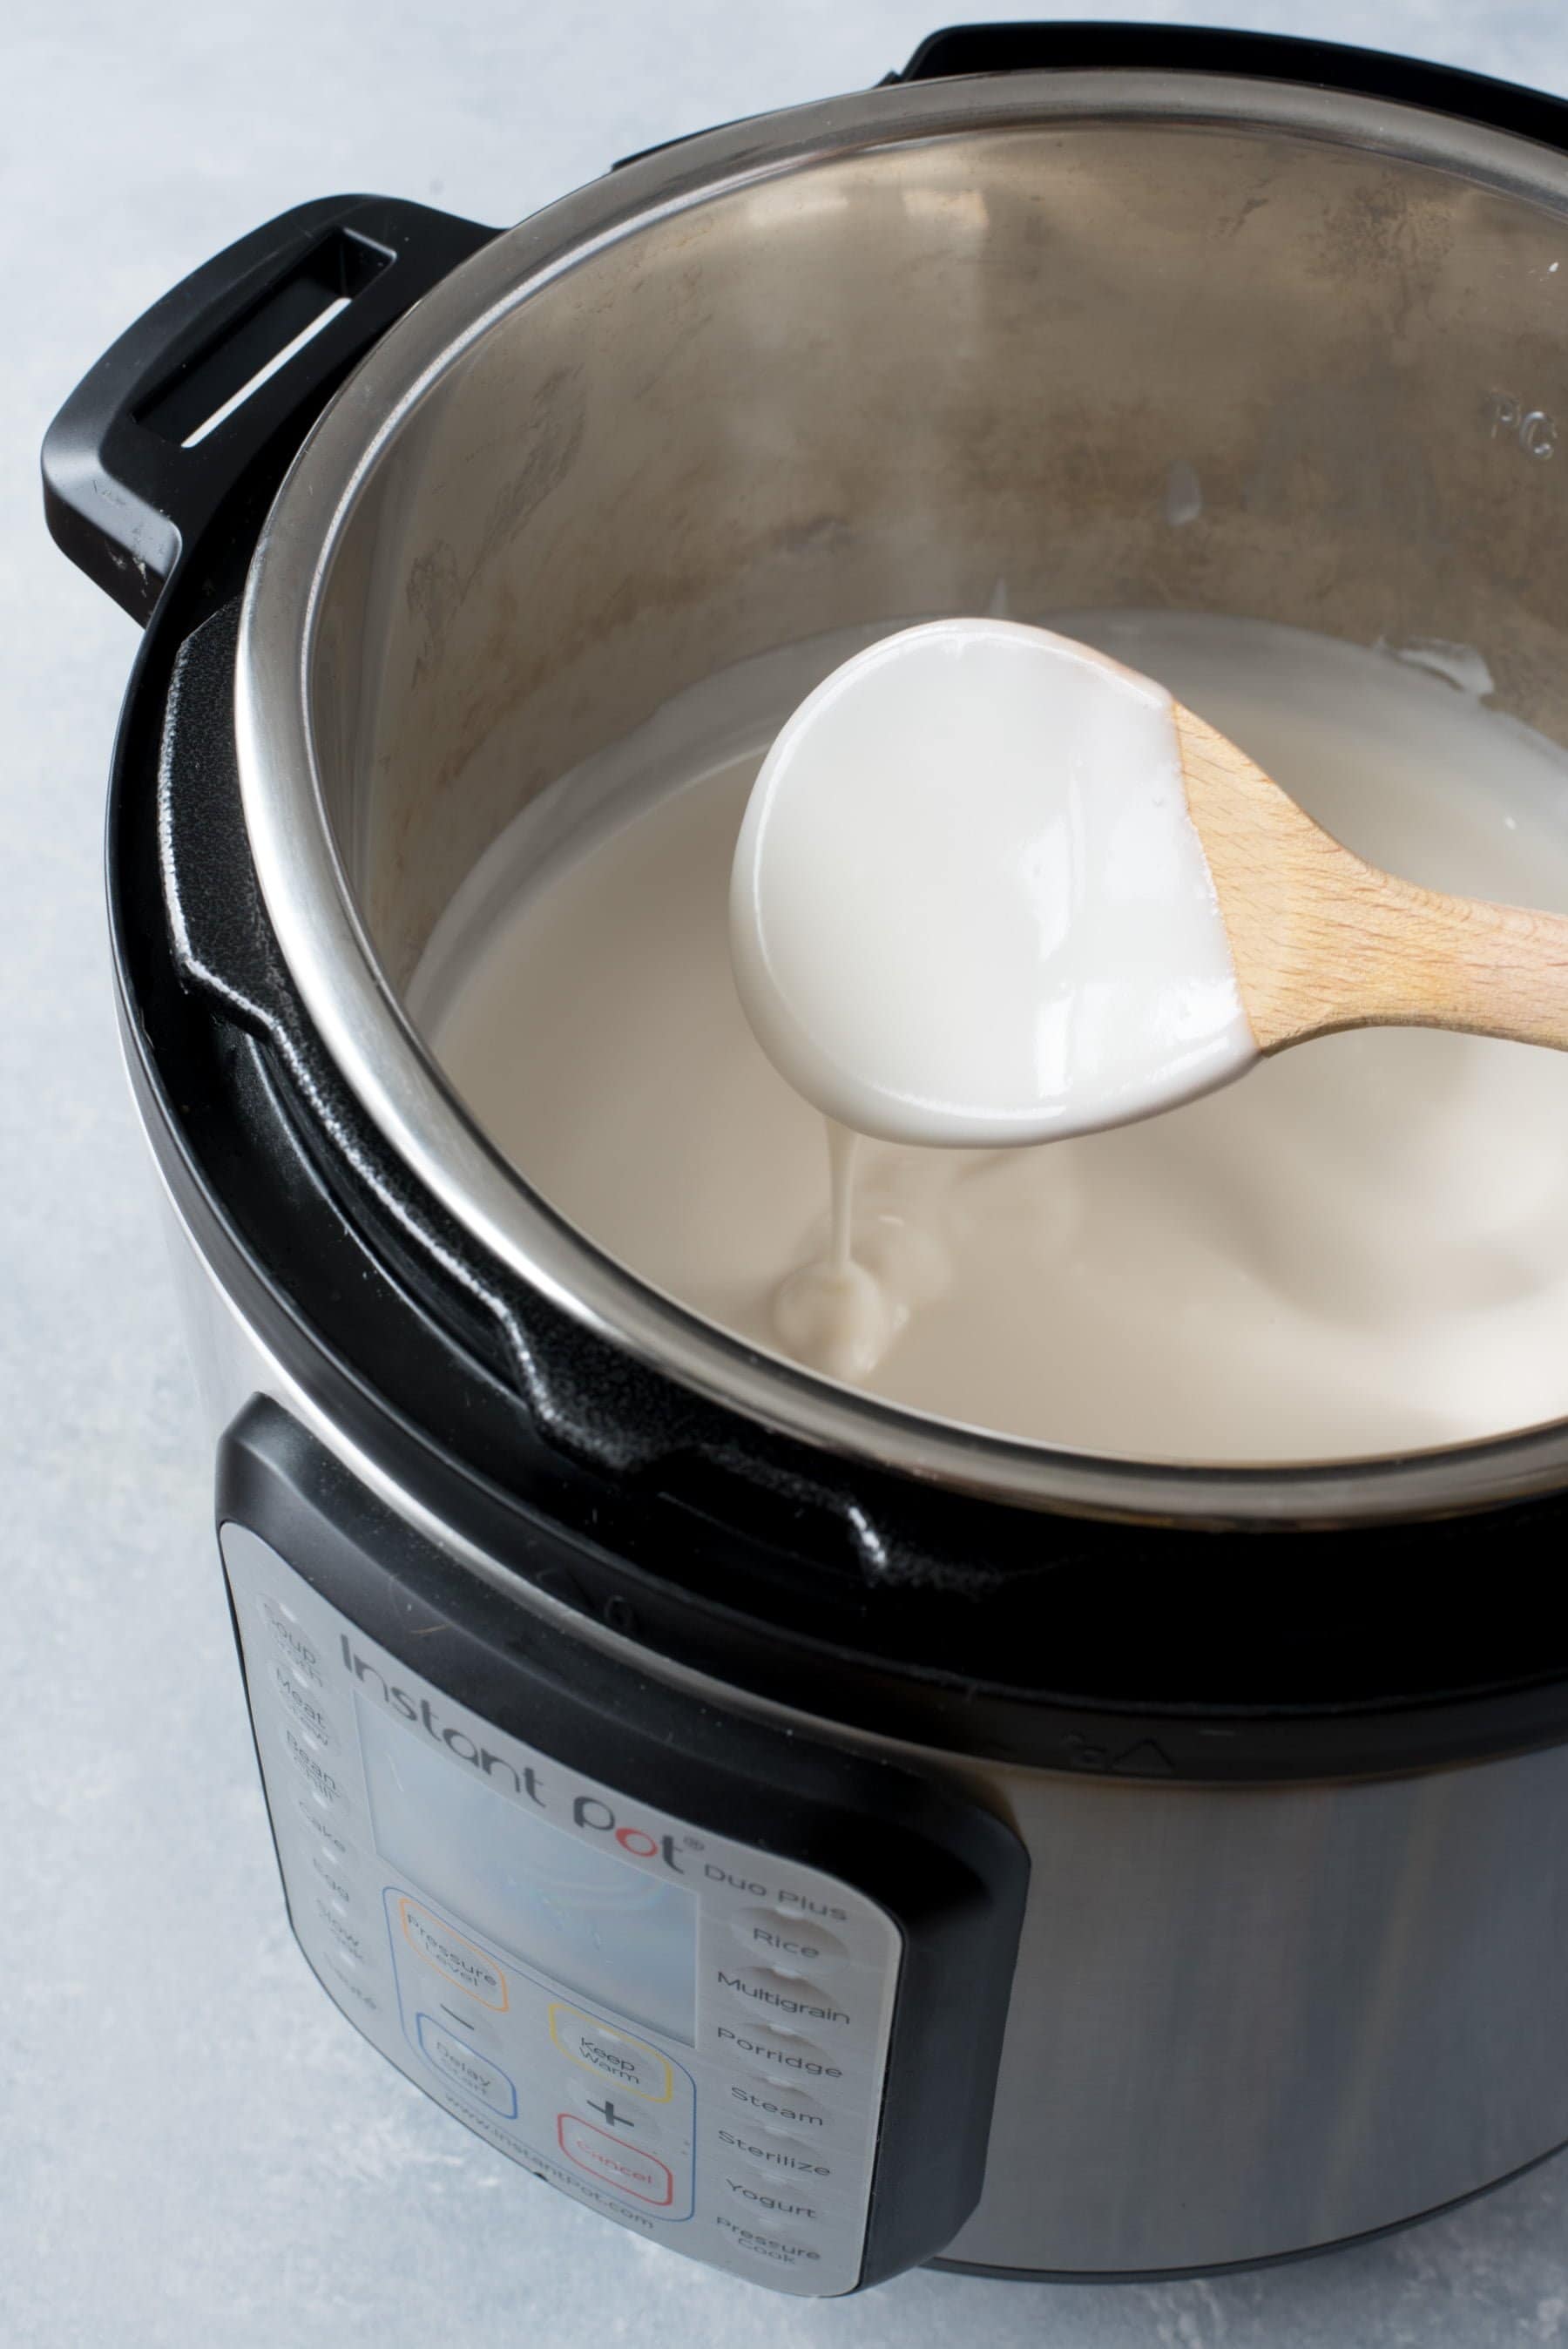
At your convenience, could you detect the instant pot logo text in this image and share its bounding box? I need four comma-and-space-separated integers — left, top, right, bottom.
339, 1636, 686, 1872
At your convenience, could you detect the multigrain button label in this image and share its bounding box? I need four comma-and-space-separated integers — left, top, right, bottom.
716, 1968, 848, 2025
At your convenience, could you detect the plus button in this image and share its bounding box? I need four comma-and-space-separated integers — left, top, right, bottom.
588, 2096, 635, 2130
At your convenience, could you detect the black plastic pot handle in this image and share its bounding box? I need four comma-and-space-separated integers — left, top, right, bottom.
893, 19, 1568, 146
43, 193, 497, 626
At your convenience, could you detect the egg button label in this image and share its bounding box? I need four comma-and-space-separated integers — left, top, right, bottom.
397, 1897, 509, 2010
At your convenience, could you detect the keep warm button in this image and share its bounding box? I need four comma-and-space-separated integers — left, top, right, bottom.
549, 2005, 672, 2102
558, 2114, 674, 2206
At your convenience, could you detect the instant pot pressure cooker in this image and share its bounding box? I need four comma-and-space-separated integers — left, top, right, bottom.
45, 22, 1568, 2295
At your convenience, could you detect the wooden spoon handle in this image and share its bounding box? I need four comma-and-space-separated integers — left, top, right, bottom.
1177, 703, 1568, 1054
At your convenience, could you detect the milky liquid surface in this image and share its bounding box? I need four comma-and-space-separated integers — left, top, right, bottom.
730, 618, 1254, 1146
416, 613, 1568, 1464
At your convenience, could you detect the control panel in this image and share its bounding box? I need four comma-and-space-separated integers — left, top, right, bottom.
225, 1520, 901, 2292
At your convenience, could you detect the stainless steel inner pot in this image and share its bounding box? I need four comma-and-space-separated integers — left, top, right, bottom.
238, 69, 1568, 1523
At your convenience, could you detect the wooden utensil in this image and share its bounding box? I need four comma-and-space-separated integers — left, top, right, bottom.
1177, 705, 1568, 1054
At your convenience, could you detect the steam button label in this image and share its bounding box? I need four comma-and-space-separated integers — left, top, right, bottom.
397, 1898, 509, 2011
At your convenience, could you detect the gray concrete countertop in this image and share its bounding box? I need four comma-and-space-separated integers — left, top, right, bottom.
8, 2, 1568, 2341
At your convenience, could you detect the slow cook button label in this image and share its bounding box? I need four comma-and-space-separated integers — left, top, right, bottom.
714, 1965, 849, 2027
396, 1899, 509, 2011
557, 2115, 675, 2207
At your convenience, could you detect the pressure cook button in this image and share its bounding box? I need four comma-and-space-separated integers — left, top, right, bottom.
715, 2217, 822, 2271
416, 2015, 518, 2118
549, 2006, 673, 2102
396, 1899, 510, 2012
729, 1909, 848, 1973
260, 1597, 323, 1685
713, 2021, 843, 2081
717, 1966, 849, 2030
268, 1662, 339, 1749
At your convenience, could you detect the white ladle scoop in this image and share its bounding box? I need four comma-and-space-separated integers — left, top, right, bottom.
730, 616, 1568, 1148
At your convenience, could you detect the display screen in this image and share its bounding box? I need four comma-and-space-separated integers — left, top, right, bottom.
356, 1694, 696, 2041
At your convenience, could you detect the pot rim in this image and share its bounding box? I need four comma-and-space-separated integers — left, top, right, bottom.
236, 64, 1568, 1526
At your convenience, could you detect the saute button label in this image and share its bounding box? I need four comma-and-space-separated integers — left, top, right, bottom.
549, 2006, 672, 2102
416, 2016, 518, 2118
557, 2115, 674, 2206
396, 1899, 509, 2011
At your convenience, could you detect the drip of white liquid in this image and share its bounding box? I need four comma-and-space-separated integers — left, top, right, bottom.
772, 1122, 894, 1380
418, 613, 1568, 1465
